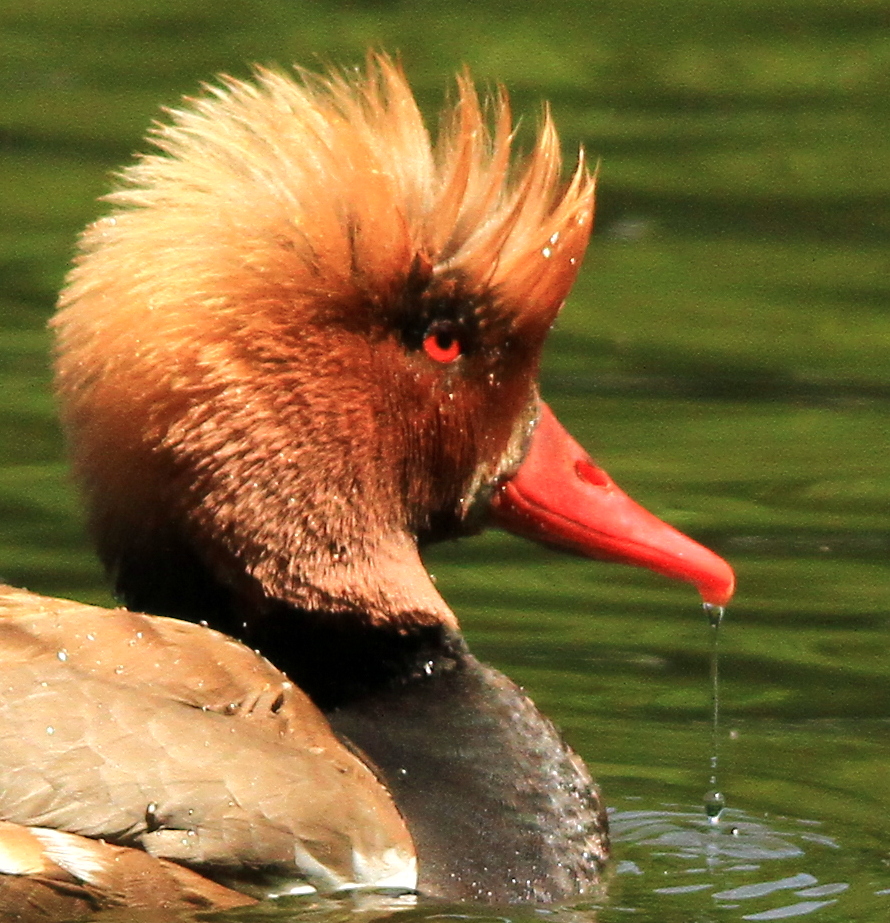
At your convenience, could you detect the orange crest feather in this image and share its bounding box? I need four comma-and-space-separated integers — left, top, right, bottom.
68, 54, 594, 334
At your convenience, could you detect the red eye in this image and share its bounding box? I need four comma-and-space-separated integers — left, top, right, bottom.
422, 323, 462, 363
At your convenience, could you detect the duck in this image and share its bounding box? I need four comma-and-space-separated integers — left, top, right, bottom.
0, 54, 735, 917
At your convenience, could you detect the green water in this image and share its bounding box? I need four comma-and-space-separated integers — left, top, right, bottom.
1, 1, 889, 920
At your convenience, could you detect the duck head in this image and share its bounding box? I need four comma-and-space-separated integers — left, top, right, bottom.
54, 55, 733, 636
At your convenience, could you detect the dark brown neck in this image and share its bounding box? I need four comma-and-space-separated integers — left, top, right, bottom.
108, 528, 236, 628
110, 531, 463, 710
245, 604, 467, 711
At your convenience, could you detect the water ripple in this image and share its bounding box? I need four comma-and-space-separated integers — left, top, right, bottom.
608, 805, 878, 921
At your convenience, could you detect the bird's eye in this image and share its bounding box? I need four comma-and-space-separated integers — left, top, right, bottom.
422, 321, 462, 363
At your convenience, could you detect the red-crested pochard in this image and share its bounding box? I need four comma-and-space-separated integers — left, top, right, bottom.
0, 55, 734, 917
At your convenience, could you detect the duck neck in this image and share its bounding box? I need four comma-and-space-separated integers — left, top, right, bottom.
243, 605, 468, 711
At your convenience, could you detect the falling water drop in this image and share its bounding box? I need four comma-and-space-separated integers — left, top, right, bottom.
704, 788, 726, 822
703, 602, 726, 824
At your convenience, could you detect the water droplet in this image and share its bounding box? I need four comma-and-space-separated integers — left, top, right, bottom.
541, 246, 552, 258
56, 649, 68, 662
703, 602, 724, 628
704, 789, 725, 823
46, 726, 54, 735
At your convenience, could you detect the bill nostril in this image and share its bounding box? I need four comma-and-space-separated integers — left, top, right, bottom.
574, 458, 611, 489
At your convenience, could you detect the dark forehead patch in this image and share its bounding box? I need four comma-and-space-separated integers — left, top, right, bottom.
394, 258, 517, 360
